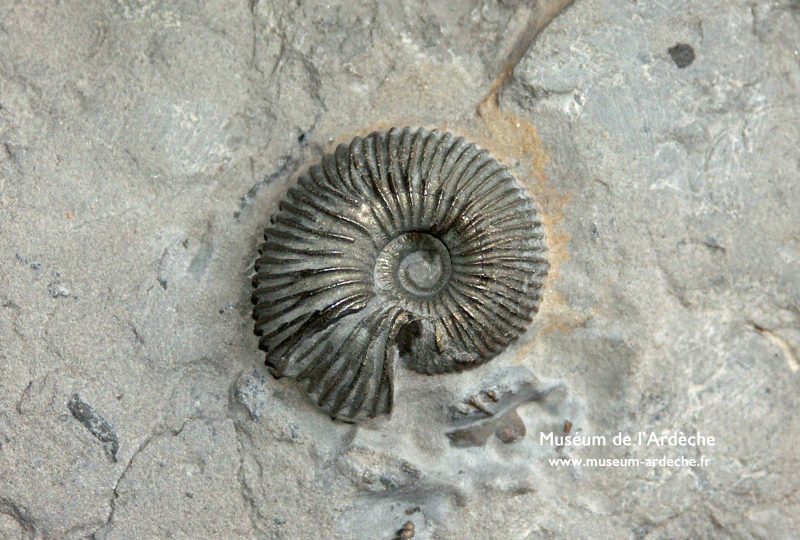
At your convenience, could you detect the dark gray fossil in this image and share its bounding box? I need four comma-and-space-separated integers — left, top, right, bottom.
446, 372, 564, 447
253, 127, 548, 422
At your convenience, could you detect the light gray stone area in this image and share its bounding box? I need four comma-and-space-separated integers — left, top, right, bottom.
499, 0, 800, 537
0, 0, 797, 538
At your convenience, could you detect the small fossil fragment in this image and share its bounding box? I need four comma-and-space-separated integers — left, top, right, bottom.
253, 128, 548, 422
67, 394, 119, 461
446, 373, 562, 447
395, 521, 415, 540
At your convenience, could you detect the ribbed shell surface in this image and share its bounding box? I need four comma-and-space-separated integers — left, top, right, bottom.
253, 128, 548, 422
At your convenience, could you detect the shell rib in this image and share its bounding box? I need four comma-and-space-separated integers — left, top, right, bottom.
253, 128, 548, 422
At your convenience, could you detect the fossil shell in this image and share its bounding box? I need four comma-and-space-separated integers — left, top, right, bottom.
253, 127, 548, 422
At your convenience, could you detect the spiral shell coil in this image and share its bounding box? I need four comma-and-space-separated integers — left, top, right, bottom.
253, 127, 548, 422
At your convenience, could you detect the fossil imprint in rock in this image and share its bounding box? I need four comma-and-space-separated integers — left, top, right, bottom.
252, 128, 548, 422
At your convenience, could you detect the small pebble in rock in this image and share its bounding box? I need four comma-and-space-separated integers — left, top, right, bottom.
496, 425, 525, 444
668, 43, 695, 68
395, 520, 415, 539
48, 282, 70, 298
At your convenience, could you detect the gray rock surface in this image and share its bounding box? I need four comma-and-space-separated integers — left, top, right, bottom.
0, 0, 798, 538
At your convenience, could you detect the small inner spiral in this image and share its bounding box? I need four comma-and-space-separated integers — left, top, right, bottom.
374, 232, 452, 308
399, 250, 442, 292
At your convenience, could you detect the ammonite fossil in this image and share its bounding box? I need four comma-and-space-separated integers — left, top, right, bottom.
253, 128, 548, 422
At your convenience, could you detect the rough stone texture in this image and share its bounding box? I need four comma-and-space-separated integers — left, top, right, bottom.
0, 0, 797, 539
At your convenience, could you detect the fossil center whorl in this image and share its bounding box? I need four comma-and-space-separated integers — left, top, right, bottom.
374, 232, 452, 305
252, 127, 549, 422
